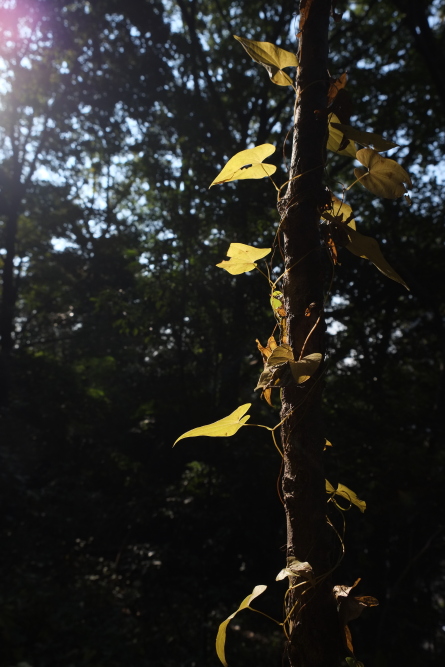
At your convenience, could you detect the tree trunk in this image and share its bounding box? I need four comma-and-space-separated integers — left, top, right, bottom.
0, 206, 19, 409
279, 2, 343, 665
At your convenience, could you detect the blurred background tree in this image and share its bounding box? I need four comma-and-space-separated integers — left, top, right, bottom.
0, 1, 444, 666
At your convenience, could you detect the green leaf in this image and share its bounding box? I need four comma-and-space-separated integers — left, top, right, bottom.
327, 113, 357, 158
354, 148, 412, 199
344, 225, 409, 290
210, 144, 276, 187
270, 290, 283, 310
326, 481, 366, 513
216, 243, 271, 275
234, 35, 298, 86
173, 404, 251, 445
346, 658, 365, 667
216, 584, 267, 667
289, 352, 322, 383
331, 122, 398, 152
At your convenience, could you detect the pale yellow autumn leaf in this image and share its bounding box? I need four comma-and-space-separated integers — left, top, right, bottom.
326, 481, 366, 513
216, 243, 271, 275
327, 113, 357, 158
336, 484, 366, 513
345, 225, 409, 290
354, 148, 412, 199
210, 144, 276, 187
216, 584, 267, 667
234, 35, 298, 86
330, 194, 356, 229
173, 404, 251, 445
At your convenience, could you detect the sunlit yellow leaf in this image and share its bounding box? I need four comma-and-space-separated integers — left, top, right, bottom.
173, 404, 251, 445
354, 148, 412, 199
289, 353, 322, 383
326, 479, 336, 494
336, 483, 366, 512
331, 122, 398, 152
234, 35, 298, 86
330, 194, 356, 229
344, 225, 409, 290
327, 113, 356, 158
324, 439, 333, 450
216, 243, 271, 275
328, 482, 366, 513
216, 584, 267, 667
210, 144, 277, 187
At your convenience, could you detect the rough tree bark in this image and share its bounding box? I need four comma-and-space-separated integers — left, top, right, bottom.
279, 2, 343, 665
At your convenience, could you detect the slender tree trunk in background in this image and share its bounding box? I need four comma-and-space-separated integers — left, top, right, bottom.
279, 2, 343, 665
0, 207, 19, 409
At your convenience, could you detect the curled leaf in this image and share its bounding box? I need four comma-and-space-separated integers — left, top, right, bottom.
354, 148, 412, 199
216, 584, 267, 667
331, 122, 398, 152
336, 484, 366, 513
216, 243, 271, 275
327, 482, 366, 512
344, 225, 409, 290
327, 72, 347, 107
327, 113, 356, 158
173, 404, 251, 445
276, 559, 314, 582
234, 35, 298, 86
210, 144, 276, 187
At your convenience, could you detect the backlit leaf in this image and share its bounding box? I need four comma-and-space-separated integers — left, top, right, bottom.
216, 243, 271, 274
173, 404, 251, 445
327, 113, 356, 158
326, 479, 336, 494
289, 352, 322, 383
329, 194, 356, 229
344, 225, 409, 290
327, 482, 366, 512
327, 72, 348, 106
216, 584, 267, 667
234, 35, 298, 86
354, 148, 412, 199
331, 122, 398, 151
336, 484, 366, 513
210, 144, 276, 187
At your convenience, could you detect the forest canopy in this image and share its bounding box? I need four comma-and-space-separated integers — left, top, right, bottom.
0, 1, 444, 666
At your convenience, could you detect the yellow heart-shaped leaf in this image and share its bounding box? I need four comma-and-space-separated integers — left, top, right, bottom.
234, 35, 298, 86
354, 148, 412, 199
210, 144, 276, 187
216, 243, 271, 274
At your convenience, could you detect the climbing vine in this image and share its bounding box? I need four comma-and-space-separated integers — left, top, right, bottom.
174, 21, 410, 667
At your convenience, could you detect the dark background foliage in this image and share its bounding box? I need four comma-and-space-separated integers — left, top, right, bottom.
0, 1, 444, 665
